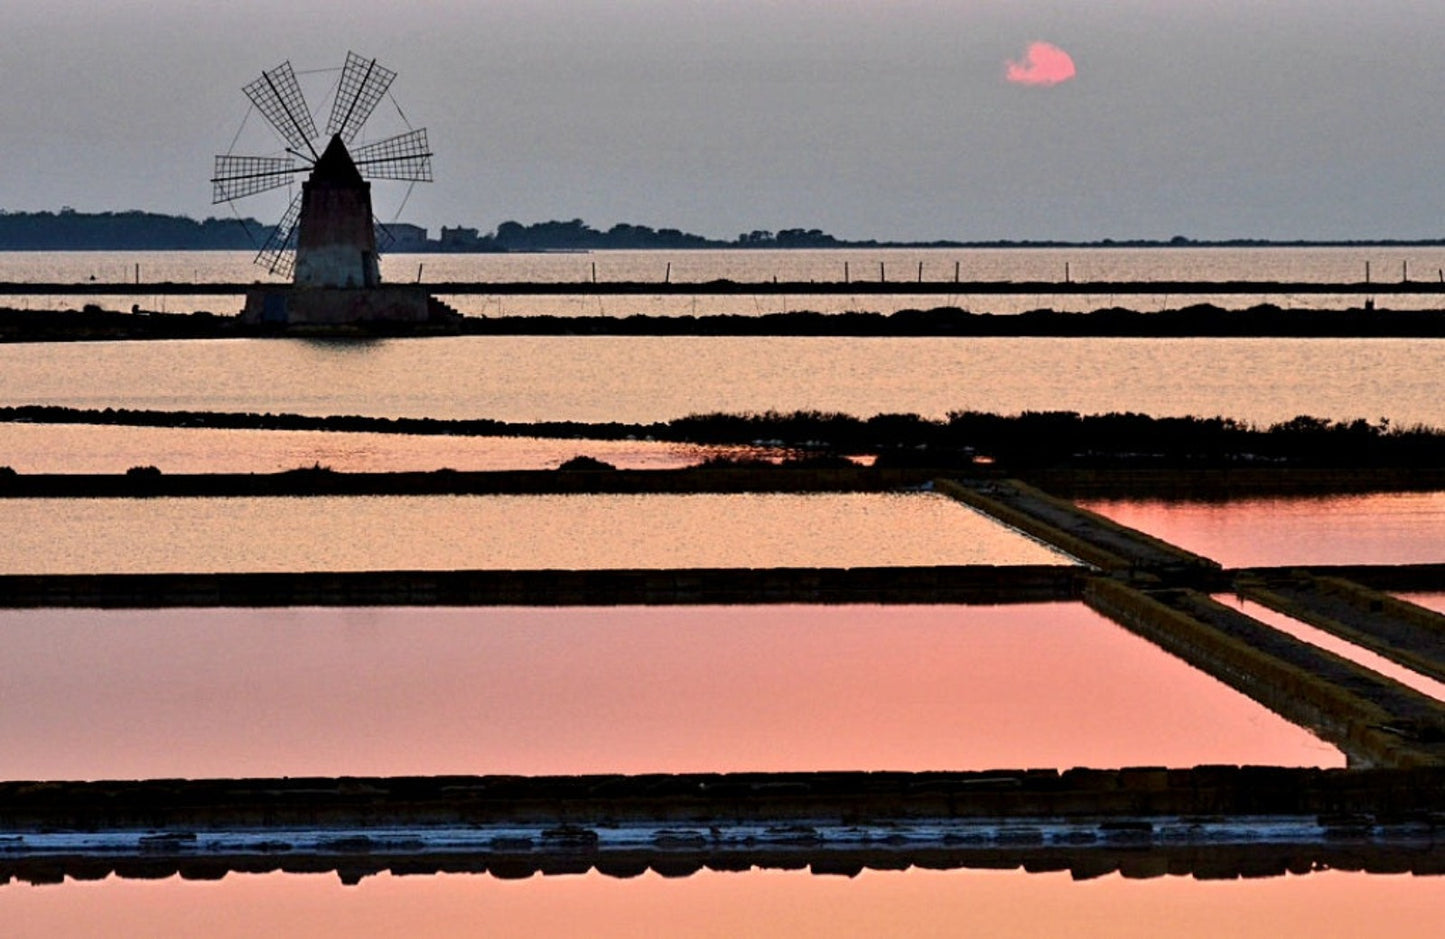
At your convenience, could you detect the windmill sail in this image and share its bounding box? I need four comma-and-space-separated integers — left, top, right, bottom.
210, 155, 298, 203
327, 52, 397, 143
351, 129, 433, 182
255, 193, 303, 279
218, 53, 432, 283
244, 61, 319, 156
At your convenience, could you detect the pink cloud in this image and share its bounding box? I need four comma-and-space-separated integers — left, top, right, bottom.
1005, 41, 1077, 87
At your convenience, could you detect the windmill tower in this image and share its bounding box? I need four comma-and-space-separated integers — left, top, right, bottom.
294, 134, 382, 288
212, 54, 451, 328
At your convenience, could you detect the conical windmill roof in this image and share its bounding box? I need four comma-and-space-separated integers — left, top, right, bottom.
309, 134, 366, 187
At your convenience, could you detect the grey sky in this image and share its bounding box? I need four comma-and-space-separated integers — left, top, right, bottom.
2, 1, 1443, 241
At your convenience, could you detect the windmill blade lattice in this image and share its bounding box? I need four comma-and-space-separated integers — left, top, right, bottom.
244, 61, 319, 156
211, 155, 299, 203
352, 129, 433, 182
327, 52, 397, 144
255, 193, 303, 279
216, 53, 432, 281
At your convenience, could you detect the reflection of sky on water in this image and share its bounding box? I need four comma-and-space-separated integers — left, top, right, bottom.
0, 421, 740, 474
6, 335, 1445, 426
1216, 596, 1445, 702
1085, 492, 1445, 568
0, 492, 1070, 574
4, 867, 1441, 939
1401, 593, 1445, 616
0, 604, 1338, 780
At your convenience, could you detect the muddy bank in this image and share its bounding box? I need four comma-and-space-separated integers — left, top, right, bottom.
6, 303, 1445, 341
2, 464, 1441, 501
0, 565, 1081, 609
0, 465, 931, 498
3, 767, 1444, 832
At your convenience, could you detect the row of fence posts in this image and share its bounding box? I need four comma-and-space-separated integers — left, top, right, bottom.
1362, 261, 1445, 283
101, 256, 1445, 289
115, 257, 1445, 287
582, 257, 1445, 286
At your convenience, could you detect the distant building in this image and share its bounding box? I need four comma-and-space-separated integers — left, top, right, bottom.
439, 226, 483, 250
386, 223, 428, 250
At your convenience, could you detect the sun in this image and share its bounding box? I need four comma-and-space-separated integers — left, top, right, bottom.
1005, 41, 1077, 87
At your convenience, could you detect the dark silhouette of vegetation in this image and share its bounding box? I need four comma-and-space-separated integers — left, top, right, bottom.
5, 405, 1444, 470
13, 208, 1445, 252
0, 210, 262, 250
556, 455, 617, 471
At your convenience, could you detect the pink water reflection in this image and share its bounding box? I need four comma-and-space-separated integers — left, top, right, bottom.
4, 868, 1441, 939
1400, 593, 1445, 616
1083, 492, 1445, 568
1215, 596, 1445, 702
0, 605, 1339, 780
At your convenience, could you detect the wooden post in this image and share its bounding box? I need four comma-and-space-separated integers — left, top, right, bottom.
665, 262, 671, 284
917, 261, 924, 283
1065, 262, 1071, 283
844, 261, 850, 283
954, 260, 960, 283
134, 263, 139, 285
880, 261, 885, 282
1366, 261, 1371, 284
1403, 260, 1408, 282
591, 262, 597, 283
416, 263, 424, 283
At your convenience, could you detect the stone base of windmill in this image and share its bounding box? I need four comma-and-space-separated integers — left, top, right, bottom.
241, 285, 460, 332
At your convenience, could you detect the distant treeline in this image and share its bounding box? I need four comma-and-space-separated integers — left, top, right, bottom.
4, 405, 1443, 469
0, 210, 262, 250
482, 219, 852, 251
6, 209, 1445, 252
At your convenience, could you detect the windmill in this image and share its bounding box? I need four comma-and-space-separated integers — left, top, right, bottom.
212, 53, 433, 290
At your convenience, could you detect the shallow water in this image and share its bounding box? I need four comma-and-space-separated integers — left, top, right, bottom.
8, 246, 1445, 315
1215, 596, 1445, 702
4, 336, 1444, 426
1400, 593, 1445, 615
0, 491, 1069, 575
0, 604, 1340, 780
1082, 492, 1445, 568
0, 422, 743, 474
3, 867, 1441, 939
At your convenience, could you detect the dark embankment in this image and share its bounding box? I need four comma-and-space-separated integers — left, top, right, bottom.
7, 767, 1445, 883
6, 303, 1445, 341
8, 406, 1445, 475
4, 767, 1445, 830
0, 464, 930, 498
456, 304, 1445, 337
0, 565, 1081, 609
7, 842, 1445, 886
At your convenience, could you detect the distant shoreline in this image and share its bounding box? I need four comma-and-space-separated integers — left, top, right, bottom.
3, 210, 1445, 252
5, 404, 1443, 476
